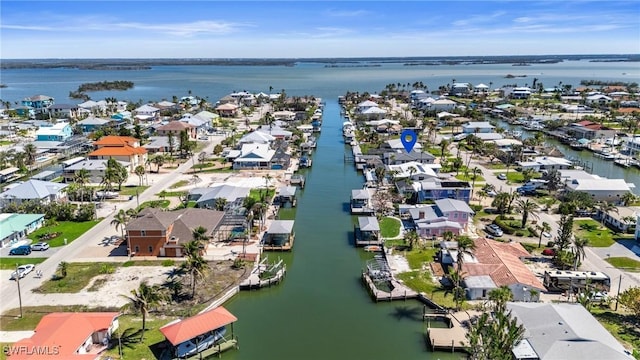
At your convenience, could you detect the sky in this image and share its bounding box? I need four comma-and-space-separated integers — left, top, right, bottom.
1, 1, 639, 59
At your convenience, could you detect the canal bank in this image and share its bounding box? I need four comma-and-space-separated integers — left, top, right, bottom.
224, 101, 461, 360
495, 119, 640, 193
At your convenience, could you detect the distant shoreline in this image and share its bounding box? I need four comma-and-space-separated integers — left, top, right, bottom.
1, 54, 638, 70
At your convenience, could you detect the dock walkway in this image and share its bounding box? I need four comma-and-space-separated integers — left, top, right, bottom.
362, 272, 418, 302
426, 310, 482, 353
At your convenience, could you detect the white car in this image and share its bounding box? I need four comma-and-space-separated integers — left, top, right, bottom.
542, 232, 552, 238
10, 264, 35, 280
31, 242, 50, 251
497, 173, 507, 180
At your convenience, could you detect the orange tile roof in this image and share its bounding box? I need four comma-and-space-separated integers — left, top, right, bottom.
89, 144, 147, 156
93, 135, 139, 146
618, 108, 640, 114
463, 238, 544, 290
160, 306, 237, 345
10, 312, 119, 359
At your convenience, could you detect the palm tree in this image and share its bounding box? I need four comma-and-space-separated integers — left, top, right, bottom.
538, 221, 551, 248
134, 165, 145, 186
110, 209, 129, 248
192, 226, 209, 243
181, 240, 209, 298
214, 197, 227, 211
456, 236, 476, 275
23, 143, 37, 174
488, 285, 513, 312
620, 192, 636, 206
262, 173, 273, 202
74, 168, 91, 204
404, 230, 419, 250
596, 201, 618, 222
57, 261, 68, 278
120, 282, 164, 342
573, 237, 589, 270
515, 199, 539, 228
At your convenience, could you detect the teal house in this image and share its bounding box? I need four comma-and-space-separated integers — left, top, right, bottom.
0, 213, 46, 248
35, 122, 73, 141
21, 95, 54, 114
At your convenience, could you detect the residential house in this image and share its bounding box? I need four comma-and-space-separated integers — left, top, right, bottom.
193, 110, 219, 127
599, 206, 638, 232
450, 83, 471, 96
88, 135, 147, 171
272, 110, 296, 121
517, 156, 573, 172
356, 100, 379, 113
566, 121, 616, 140
48, 103, 80, 119
387, 161, 439, 182
62, 159, 130, 183
77, 116, 114, 134
350, 188, 373, 214
263, 220, 295, 250
179, 114, 209, 133
0, 213, 45, 248
565, 178, 635, 203
232, 143, 276, 170
21, 95, 54, 114
10, 312, 119, 360
0, 180, 68, 207
474, 83, 490, 94
238, 131, 275, 145
430, 99, 457, 112
462, 121, 495, 134
382, 150, 435, 165
215, 103, 239, 117
407, 198, 474, 237
134, 104, 160, 121
79, 100, 108, 115
355, 216, 381, 246
154, 100, 179, 111
382, 138, 423, 152
156, 121, 197, 139
462, 238, 544, 301
190, 184, 251, 210
622, 135, 640, 156
125, 208, 225, 257
410, 178, 472, 203
586, 94, 613, 105
0, 167, 21, 183
360, 106, 387, 119
35, 122, 73, 142
257, 125, 292, 140
502, 86, 532, 99
143, 136, 177, 154
507, 303, 631, 360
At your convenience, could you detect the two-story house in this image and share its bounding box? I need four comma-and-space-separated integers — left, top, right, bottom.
88, 135, 147, 172
21, 95, 54, 114
35, 122, 73, 142
405, 198, 474, 237
125, 208, 225, 257
156, 121, 197, 139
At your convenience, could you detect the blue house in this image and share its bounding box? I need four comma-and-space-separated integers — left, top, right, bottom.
35, 122, 73, 142
77, 116, 113, 134
21, 95, 54, 114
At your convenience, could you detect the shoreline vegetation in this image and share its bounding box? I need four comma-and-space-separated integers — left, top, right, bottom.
1, 54, 638, 69
69, 80, 134, 100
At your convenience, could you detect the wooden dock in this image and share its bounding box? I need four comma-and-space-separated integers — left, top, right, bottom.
240, 257, 287, 290
361, 272, 418, 302
426, 311, 482, 353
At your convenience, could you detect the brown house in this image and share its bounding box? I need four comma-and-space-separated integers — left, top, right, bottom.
156, 121, 197, 139
125, 208, 225, 257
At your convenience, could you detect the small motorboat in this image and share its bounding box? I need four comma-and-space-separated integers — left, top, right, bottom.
364, 245, 382, 252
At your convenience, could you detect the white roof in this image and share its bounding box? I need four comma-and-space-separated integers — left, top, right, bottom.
135, 104, 160, 113
434, 198, 474, 214
361, 107, 387, 115
239, 131, 275, 144
474, 83, 489, 89
386, 138, 423, 150
568, 179, 635, 191
357, 100, 378, 108
268, 220, 295, 234
235, 143, 276, 162
463, 121, 495, 129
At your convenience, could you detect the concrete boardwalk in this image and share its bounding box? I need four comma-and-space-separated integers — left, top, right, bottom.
426, 310, 482, 353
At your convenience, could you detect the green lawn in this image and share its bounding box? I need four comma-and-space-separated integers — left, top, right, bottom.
484, 163, 507, 169
27, 220, 100, 247
455, 173, 485, 182
119, 186, 150, 196
249, 189, 275, 202
592, 309, 640, 358
138, 200, 171, 210
0, 257, 47, 270
33, 262, 119, 293
605, 257, 640, 272
102, 315, 181, 360
169, 180, 189, 189
278, 207, 296, 220
379, 217, 401, 238
574, 219, 616, 247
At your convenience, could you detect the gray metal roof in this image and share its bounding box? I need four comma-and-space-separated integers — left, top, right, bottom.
434, 198, 474, 214
65, 159, 129, 171
0, 180, 67, 200
267, 220, 295, 234
278, 186, 296, 197
351, 189, 371, 200
463, 275, 496, 289
196, 184, 251, 204
507, 302, 630, 360
358, 216, 380, 231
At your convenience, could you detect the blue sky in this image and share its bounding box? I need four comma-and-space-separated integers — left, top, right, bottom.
1, 1, 639, 59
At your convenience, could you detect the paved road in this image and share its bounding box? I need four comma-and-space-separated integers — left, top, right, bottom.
457, 145, 640, 295
0, 137, 223, 315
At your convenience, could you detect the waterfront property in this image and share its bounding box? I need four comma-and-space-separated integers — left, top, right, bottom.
88, 135, 148, 172
0, 179, 68, 208
230, 143, 276, 170
159, 306, 238, 359
62, 159, 130, 183
410, 178, 472, 204
190, 184, 251, 210
565, 177, 635, 203
262, 220, 295, 251
517, 156, 573, 171
406, 198, 474, 237
276, 186, 297, 207
350, 188, 373, 214
462, 238, 544, 301
125, 207, 225, 257
354, 216, 381, 246
10, 312, 119, 360
508, 302, 630, 360
35, 121, 73, 142
0, 212, 45, 248
598, 206, 638, 232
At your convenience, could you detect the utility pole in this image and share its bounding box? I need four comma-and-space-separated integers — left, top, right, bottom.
15, 264, 23, 318
615, 274, 623, 311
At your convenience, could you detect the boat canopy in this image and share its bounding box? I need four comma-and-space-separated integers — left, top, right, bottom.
160, 306, 237, 346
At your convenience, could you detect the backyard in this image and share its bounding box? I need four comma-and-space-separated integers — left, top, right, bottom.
27, 220, 101, 247
379, 217, 401, 238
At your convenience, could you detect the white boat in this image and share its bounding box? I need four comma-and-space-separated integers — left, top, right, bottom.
95, 191, 119, 199
176, 326, 227, 359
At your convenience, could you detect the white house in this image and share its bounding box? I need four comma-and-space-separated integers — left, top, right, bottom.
462, 121, 495, 134
517, 156, 573, 171
232, 143, 276, 170
586, 94, 613, 105
134, 104, 160, 120
431, 99, 457, 111
356, 100, 379, 113
565, 178, 636, 203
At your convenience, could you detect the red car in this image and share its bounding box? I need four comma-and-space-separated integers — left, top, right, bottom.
542, 248, 556, 256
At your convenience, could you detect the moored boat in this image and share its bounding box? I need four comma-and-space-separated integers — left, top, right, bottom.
364, 245, 383, 252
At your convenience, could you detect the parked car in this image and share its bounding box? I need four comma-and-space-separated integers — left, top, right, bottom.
31, 242, 50, 251
486, 190, 497, 197
497, 173, 507, 180
9, 245, 32, 255
542, 232, 552, 239
485, 224, 504, 237
542, 248, 556, 256
10, 264, 35, 280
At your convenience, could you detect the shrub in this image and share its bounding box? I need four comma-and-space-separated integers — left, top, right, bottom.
99, 264, 115, 274
493, 218, 516, 235
515, 231, 525, 237
470, 204, 483, 212
161, 259, 175, 267
547, 241, 555, 247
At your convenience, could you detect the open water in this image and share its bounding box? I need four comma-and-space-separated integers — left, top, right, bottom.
1, 59, 639, 359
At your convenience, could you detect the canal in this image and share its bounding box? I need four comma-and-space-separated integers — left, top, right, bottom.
495, 119, 640, 194
225, 101, 461, 360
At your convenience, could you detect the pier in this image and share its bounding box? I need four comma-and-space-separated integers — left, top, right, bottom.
239, 256, 287, 290
425, 311, 482, 353
361, 272, 418, 302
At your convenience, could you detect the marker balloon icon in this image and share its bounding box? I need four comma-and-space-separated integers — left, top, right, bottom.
400, 129, 417, 153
